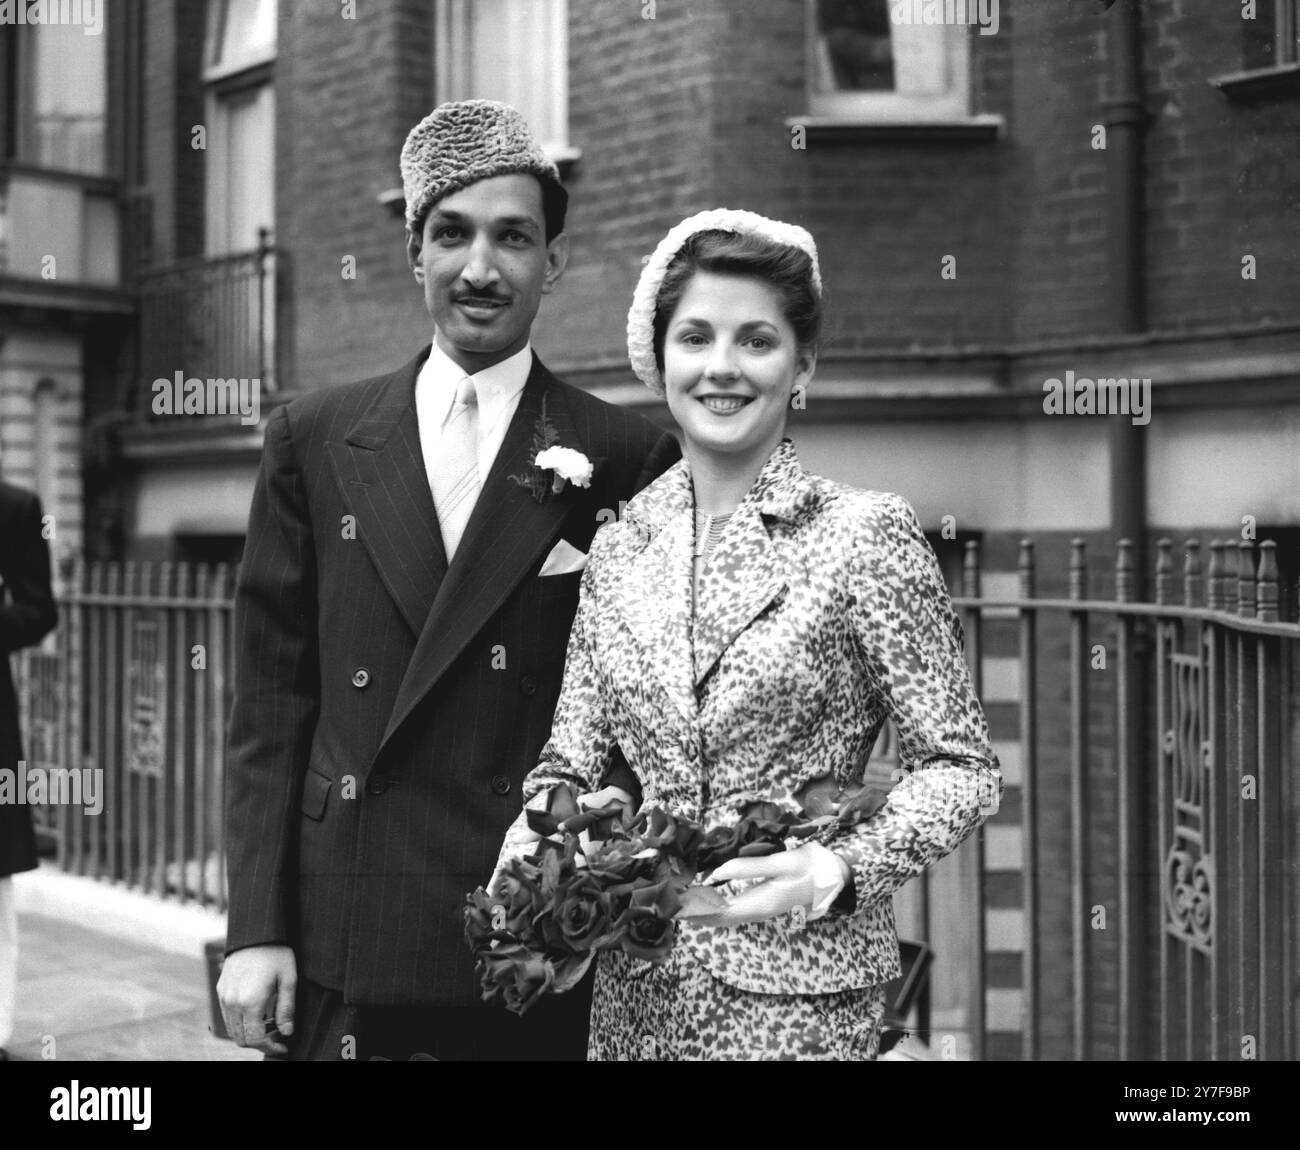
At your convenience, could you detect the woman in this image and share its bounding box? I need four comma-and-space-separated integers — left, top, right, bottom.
495, 208, 1001, 1060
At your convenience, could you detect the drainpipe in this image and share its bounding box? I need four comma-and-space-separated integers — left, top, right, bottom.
1104, 0, 1147, 587
1102, 0, 1149, 1066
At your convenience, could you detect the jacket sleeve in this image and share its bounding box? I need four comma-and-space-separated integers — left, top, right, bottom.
632, 430, 682, 497
0, 491, 58, 654
224, 404, 321, 953
495, 533, 619, 873
834, 494, 1002, 913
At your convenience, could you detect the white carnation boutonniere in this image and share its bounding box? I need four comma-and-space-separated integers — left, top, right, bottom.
534, 446, 594, 496
509, 396, 594, 503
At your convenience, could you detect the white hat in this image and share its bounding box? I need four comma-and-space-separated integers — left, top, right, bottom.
626, 208, 822, 395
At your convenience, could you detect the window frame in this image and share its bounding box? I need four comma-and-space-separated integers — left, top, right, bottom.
804, 0, 972, 125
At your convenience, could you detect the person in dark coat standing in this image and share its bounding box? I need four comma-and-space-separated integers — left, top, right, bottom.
0, 480, 59, 1060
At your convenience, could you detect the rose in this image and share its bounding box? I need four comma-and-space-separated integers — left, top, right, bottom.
696, 824, 742, 873
476, 941, 534, 1008
491, 857, 552, 934
584, 839, 658, 885
502, 954, 556, 1016
630, 809, 706, 862
733, 803, 798, 859
534, 446, 594, 494
464, 887, 513, 953
553, 871, 620, 952
614, 879, 682, 962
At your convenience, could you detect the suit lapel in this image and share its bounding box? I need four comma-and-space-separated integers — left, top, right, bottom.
380, 357, 596, 749
328, 348, 447, 637
690, 439, 819, 687
691, 506, 789, 688
617, 464, 697, 728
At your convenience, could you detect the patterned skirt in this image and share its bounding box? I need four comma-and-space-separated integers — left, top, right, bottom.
587, 944, 886, 1061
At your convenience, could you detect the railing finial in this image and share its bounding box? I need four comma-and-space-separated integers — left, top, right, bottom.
1237, 540, 1257, 619
1207, 540, 1225, 611
1155, 537, 1173, 606
1069, 538, 1087, 601
962, 538, 981, 598
1116, 538, 1134, 604
1182, 539, 1202, 609
1257, 540, 1280, 623
1018, 538, 1036, 600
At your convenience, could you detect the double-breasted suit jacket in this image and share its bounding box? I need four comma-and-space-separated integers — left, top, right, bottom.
225, 347, 680, 1008
0, 482, 58, 878
500, 438, 1002, 994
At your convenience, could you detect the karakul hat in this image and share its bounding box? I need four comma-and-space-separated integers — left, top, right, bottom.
400, 99, 561, 233
626, 208, 823, 395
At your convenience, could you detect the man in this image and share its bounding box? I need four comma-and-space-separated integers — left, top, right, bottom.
0, 481, 58, 1061
218, 100, 679, 1061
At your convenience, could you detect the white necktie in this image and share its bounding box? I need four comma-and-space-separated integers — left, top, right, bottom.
431, 376, 480, 560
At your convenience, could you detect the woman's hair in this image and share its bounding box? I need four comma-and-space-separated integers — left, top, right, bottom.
651, 229, 823, 375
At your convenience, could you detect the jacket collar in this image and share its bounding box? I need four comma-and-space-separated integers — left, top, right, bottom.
618, 438, 822, 707
624, 437, 820, 540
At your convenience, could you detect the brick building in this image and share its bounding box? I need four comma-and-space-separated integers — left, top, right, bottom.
2, 0, 1297, 1059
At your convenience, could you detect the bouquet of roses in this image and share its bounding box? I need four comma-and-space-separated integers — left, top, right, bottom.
464, 772, 888, 1015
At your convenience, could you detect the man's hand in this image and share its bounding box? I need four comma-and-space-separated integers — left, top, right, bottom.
217, 944, 297, 1056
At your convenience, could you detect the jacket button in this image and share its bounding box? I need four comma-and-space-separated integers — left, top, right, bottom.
366, 775, 389, 796
490, 774, 512, 796
519, 675, 538, 696
351, 667, 371, 688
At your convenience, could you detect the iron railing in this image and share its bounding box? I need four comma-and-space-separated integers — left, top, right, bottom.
137, 230, 275, 417
14, 540, 1299, 1059
883, 535, 1298, 1061
18, 561, 235, 910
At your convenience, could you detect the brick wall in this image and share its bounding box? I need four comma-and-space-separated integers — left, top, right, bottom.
275, 0, 433, 390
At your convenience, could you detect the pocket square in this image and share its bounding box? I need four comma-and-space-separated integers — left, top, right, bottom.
539, 538, 588, 577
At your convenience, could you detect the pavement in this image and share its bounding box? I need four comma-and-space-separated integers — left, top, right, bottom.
6, 865, 259, 1061
4, 865, 942, 1063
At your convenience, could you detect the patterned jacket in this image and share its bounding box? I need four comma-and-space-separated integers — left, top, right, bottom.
498, 437, 1002, 994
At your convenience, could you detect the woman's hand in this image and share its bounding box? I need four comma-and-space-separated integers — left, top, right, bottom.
683, 842, 852, 928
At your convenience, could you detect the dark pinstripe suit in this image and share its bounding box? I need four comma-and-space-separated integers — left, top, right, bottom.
225, 347, 679, 1057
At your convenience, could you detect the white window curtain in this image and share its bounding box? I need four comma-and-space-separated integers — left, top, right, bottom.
205, 84, 275, 256
436, 0, 569, 155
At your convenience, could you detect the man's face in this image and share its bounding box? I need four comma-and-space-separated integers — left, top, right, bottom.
407, 174, 568, 374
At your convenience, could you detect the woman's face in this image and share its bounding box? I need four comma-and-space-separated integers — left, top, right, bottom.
661, 271, 814, 469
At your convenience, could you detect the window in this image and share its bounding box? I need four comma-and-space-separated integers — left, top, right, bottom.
203, 0, 276, 256
1214, 0, 1300, 100
205, 0, 276, 80
807, 0, 971, 122
435, 0, 572, 162
13, 21, 107, 174
1287, 0, 1300, 63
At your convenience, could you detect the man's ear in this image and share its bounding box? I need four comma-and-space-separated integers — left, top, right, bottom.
541, 232, 570, 295
406, 226, 424, 283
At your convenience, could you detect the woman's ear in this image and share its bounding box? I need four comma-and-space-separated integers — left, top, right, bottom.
794, 347, 817, 392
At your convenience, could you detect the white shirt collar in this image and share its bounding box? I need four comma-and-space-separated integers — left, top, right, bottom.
419, 339, 532, 433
